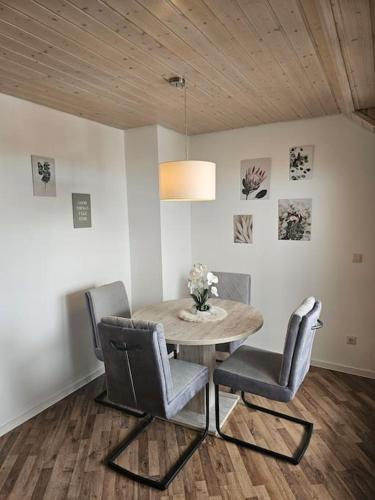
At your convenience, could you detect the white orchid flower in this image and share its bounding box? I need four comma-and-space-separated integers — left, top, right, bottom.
188, 264, 220, 293
207, 272, 218, 285
211, 286, 218, 296
211, 273, 218, 284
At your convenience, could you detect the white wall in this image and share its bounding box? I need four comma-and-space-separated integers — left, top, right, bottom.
1, 97, 373, 439
157, 126, 192, 300
124, 126, 163, 310
125, 125, 192, 307
0, 93, 132, 435
190, 115, 375, 376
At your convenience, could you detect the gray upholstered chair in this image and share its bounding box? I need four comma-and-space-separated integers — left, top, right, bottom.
86, 281, 130, 363
214, 271, 251, 355
214, 297, 323, 464
85, 281, 176, 415
98, 316, 209, 490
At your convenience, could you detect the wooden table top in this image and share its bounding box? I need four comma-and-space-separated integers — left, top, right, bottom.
133, 298, 263, 346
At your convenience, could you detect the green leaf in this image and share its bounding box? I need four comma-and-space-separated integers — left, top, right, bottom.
255, 189, 267, 199
190, 294, 200, 306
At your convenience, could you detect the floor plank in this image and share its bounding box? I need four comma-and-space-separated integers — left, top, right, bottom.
0, 367, 374, 499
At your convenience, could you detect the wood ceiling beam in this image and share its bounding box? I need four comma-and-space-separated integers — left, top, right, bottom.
314, 0, 355, 114
335, 0, 374, 110
351, 108, 375, 133
296, 0, 341, 112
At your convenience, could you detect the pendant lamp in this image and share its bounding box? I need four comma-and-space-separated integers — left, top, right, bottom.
159, 77, 216, 201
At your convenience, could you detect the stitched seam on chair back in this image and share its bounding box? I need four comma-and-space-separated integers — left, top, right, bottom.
288, 300, 321, 391
156, 337, 169, 403
86, 292, 99, 350
279, 314, 301, 386
288, 316, 307, 388
153, 326, 171, 404
122, 345, 138, 408
126, 326, 168, 415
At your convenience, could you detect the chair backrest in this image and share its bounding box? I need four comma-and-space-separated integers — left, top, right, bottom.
98, 316, 173, 417
279, 297, 322, 395
213, 271, 251, 305
85, 281, 130, 361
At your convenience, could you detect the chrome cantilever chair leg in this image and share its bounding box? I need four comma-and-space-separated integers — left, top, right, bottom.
95, 390, 147, 418
106, 383, 210, 490
215, 385, 313, 465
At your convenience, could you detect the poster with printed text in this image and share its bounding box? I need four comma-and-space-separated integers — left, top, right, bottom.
72, 193, 92, 228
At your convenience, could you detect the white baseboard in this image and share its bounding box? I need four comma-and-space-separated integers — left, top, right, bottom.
0, 366, 105, 437
311, 359, 375, 379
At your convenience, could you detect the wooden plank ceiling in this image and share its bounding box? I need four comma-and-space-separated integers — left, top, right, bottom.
0, 0, 374, 134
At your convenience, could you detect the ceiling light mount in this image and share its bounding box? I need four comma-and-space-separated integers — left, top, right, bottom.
167, 76, 186, 89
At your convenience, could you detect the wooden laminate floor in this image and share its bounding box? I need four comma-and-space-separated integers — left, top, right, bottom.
0, 367, 374, 499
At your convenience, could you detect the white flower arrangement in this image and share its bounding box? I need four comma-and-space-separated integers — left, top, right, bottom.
188, 263, 219, 312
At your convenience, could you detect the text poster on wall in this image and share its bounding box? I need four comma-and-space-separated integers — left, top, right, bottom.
72, 193, 92, 228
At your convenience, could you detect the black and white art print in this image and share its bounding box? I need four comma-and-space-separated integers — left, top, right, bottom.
278, 199, 312, 241
233, 215, 253, 244
240, 157, 271, 200
31, 155, 56, 197
289, 145, 314, 180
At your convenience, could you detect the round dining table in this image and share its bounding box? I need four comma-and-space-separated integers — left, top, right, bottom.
133, 297, 263, 434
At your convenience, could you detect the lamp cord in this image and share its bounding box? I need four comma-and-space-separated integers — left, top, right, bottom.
184, 80, 189, 160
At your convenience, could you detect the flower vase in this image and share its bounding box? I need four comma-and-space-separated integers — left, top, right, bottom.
191, 304, 212, 318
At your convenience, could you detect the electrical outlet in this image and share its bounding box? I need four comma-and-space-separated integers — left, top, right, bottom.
352, 253, 363, 263
346, 336, 357, 346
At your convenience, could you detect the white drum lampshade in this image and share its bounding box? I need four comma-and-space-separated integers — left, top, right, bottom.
159, 160, 216, 201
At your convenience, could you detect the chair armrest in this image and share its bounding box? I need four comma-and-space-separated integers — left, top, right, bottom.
312, 319, 323, 330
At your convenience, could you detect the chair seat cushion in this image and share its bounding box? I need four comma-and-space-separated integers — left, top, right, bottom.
216, 337, 246, 354
213, 346, 293, 402
166, 359, 209, 419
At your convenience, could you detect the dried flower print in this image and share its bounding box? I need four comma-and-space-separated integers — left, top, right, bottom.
242, 167, 266, 199
278, 199, 312, 241
240, 158, 271, 200
234, 215, 253, 244
289, 146, 314, 180
31, 155, 56, 197
37, 161, 51, 186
